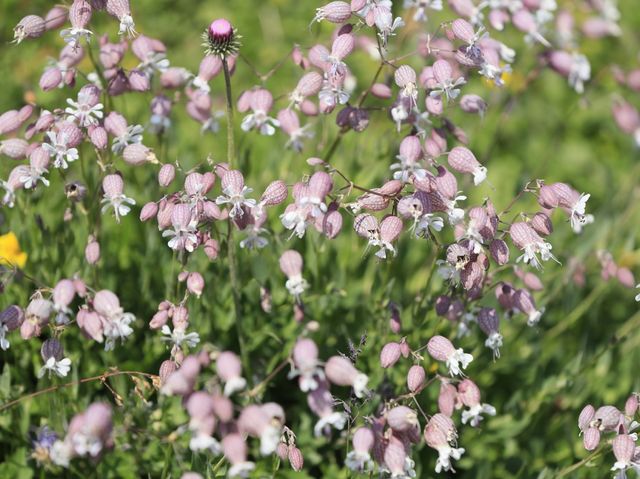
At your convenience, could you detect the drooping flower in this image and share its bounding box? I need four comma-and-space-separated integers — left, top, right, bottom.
93, 290, 135, 351
427, 335, 473, 376
38, 339, 71, 378
42, 131, 79, 170
65, 86, 104, 127
101, 175, 136, 222
215, 170, 256, 218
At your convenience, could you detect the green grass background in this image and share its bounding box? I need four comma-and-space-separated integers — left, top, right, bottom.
0, 0, 640, 477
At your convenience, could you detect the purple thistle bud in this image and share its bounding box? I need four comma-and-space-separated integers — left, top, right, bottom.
13, 15, 46, 43
208, 19, 232, 44
204, 18, 240, 58
380, 342, 402, 368
407, 365, 426, 392
313, 2, 352, 24
288, 446, 304, 471
448, 146, 487, 185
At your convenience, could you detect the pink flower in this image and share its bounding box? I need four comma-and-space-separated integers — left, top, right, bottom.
509, 222, 558, 270
345, 426, 375, 472
215, 170, 256, 218
217, 351, 246, 396
423, 413, 464, 473
101, 174, 136, 222
324, 355, 369, 398
427, 335, 473, 376
279, 250, 309, 298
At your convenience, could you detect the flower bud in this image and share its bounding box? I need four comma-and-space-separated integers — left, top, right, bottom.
407, 365, 426, 392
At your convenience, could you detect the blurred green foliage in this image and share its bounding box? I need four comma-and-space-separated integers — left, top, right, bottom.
0, 0, 640, 478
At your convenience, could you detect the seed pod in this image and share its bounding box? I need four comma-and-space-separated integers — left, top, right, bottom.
186, 272, 205, 297
407, 365, 426, 392
451, 18, 475, 44
13, 15, 46, 43
0, 139, 29, 159
371, 83, 392, 99
387, 406, 419, 431
427, 335, 454, 361
394, 65, 416, 88
279, 250, 303, 278
69, 0, 93, 30
288, 446, 304, 471
314, 1, 352, 24
41, 338, 64, 361
0, 306, 24, 331
85, 236, 101, 264
578, 404, 595, 432
380, 342, 402, 368
45, 6, 69, 30
489, 239, 510, 265
123, 143, 156, 165
158, 164, 176, 187
460, 94, 487, 115
530, 212, 553, 236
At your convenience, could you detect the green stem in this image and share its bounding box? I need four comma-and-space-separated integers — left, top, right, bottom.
227, 218, 249, 383
222, 58, 236, 167
220, 55, 249, 381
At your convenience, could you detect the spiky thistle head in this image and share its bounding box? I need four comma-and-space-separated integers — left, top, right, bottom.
202, 18, 241, 58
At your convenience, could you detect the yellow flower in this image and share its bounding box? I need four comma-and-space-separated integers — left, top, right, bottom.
0, 232, 27, 268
